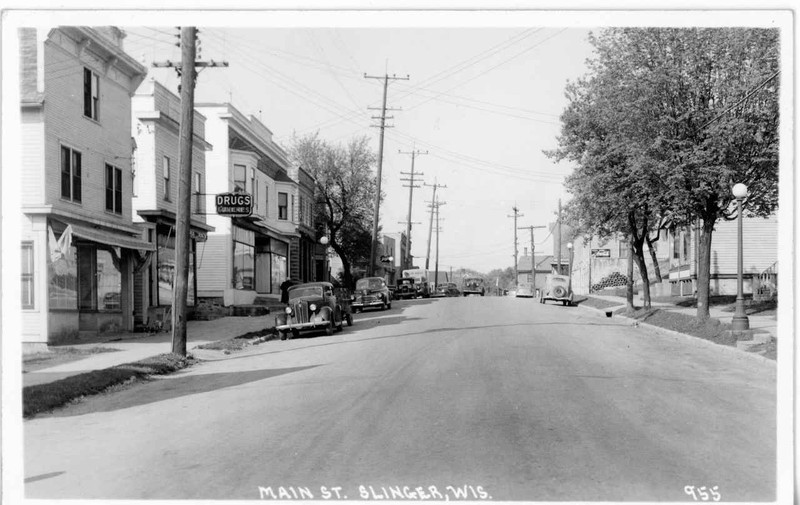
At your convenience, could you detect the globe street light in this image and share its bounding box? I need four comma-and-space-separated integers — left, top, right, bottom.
319, 235, 330, 282
731, 183, 750, 331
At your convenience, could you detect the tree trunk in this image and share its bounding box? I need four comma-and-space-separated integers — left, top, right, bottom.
633, 242, 652, 310
626, 240, 635, 312
646, 234, 662, 283
695, 218, 715, 320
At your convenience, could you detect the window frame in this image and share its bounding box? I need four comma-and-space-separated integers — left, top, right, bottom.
163, 156, 171, 201
21, 241, 34, 309
105, 163, 123, 214
83, 67, 99, 120
60, 145, 82, 203
233, 164, 247, 193
278, 192, 288, 220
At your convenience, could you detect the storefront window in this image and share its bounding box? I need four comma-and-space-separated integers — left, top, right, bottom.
270, 253, 287, 294
48, 240, 77, 310
233, 241, 255, 290
77, 245, 121, 311
21, 242, 35, 309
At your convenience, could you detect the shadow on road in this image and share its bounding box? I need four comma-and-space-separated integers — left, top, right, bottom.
42, 365, 320, 418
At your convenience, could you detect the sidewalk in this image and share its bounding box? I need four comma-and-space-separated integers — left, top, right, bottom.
582, 294, 778, 349
23, 315, 274, 388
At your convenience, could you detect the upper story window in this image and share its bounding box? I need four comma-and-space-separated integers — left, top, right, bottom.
83, 68, 99, 120
233, 164, 247, 193
61, 145, 82, 203
105, 164, 122, 214
264, 183, 269, 218
278, 192, 288, 220
163, 156, 171, 201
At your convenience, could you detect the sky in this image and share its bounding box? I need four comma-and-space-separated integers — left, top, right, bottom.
4, 7, 788, 275
121, 23, 595, 274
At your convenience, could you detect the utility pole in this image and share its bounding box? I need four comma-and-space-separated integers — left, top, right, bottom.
433, 197, 446, 288
519, 225, 546, 291
399, 148, 427, 272
423, 180, 446, 270
153, 27, 227, 356
556, 198, 562, 275
508, 206, 523, 286
364, 72, 409, 276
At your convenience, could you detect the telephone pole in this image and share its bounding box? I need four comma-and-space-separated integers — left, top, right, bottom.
153, 27, 227, 356
399, 148, 427, 272
519, 225, 546, 290
508, 206, 523, 285
364, 72, 409, 276
556, 199, 562, 275
433, 197, 446, 288
423, 180, 446, 270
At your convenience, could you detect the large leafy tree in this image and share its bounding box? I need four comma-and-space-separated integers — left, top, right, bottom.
289, 133, 377, 289
551, 28, 780, 317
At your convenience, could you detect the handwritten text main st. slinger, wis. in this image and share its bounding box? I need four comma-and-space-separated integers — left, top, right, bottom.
258, 485, 493, 500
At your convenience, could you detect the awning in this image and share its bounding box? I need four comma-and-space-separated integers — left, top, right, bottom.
69, 222, 156, 251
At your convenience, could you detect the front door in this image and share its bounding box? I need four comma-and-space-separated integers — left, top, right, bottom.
256, 252, 271, 293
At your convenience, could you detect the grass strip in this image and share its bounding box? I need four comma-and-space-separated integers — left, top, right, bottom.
196, 327, 276, 352
23, 353, 194, 419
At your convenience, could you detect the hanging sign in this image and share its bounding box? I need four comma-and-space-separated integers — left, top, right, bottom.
216, 193, 253, 217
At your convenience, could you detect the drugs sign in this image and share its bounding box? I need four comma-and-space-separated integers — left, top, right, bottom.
216, 193, 253, 217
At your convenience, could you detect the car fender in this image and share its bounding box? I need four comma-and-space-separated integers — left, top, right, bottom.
275, 313, 287, 326
319, 306, 333, 321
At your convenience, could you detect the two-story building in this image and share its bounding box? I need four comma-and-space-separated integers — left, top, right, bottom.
19, 27, 150, 350
287, 165, 321, 283
668, 215, 778, 297
131, 78, 215, 327
384, 231, 409, 275
194, 103, 298, 306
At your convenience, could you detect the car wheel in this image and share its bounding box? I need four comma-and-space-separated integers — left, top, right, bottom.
346, 313, 353, 326
553, 286, 567, 298
325, 319, 334, 336
291, 329, 300, 339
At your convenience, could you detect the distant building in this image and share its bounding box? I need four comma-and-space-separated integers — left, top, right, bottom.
384, 231, 409, 274
19, 27, 149, 350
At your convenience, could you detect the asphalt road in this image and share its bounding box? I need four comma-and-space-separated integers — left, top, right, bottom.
23, 296, 777, 501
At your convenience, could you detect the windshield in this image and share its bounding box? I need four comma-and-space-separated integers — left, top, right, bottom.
398, 278, 414, 285
356, 278, 384, 290
288, 286, 323, 300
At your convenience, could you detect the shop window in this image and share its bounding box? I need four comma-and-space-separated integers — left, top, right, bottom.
21, 242, 34, 309
83, 68, 99, 120
105, 164, 122, 214
77, 245, 121, 311
61, 146, 82, 202
233, 240, 255, 290
278, 192, 288, 220
48, 237, 77, 310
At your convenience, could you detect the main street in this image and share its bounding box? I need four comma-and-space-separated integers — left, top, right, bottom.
24, 296, 776, 501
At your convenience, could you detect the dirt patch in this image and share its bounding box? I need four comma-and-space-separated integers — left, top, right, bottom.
23, 346, 120, 374
619, 308, 737, 346
196, 328, 276, 352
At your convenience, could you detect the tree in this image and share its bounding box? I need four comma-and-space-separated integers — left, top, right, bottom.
289, 133, 378, 289
549, 28, 779, 317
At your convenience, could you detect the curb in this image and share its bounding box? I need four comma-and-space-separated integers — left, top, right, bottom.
576, 303, 775, 365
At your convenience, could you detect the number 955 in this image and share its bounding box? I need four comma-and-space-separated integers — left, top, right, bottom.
684, 485, 721, 501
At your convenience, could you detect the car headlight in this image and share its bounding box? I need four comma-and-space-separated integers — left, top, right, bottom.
285, 306, 292, 315
309, 303, 317, 312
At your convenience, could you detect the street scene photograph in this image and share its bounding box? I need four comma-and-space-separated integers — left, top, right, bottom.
1, 6, 794, 503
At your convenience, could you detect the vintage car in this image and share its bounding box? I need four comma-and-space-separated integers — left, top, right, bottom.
275, 282, 349, 340
435, 283, 461, 297
394, 277, 417, 300
352, 277, 392, 311
515, 282, 535, 298
540, 274, 574, 306
462, 277, 486, 296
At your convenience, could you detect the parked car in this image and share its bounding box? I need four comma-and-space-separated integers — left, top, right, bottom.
275, 282, 348, 340
352, 277, 392, 311
394, 277, 417, 300
435, 283, 461, 297
515, 282, 535, 298
540, 274, 574, 306
462, 277, 486, 296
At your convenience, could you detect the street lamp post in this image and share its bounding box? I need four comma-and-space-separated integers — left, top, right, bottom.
567, 242, 574, 294
731, 183, 750, 331
319, 235, 330, 282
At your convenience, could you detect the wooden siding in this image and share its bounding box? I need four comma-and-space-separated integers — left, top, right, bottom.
196, 233, 230, 295
708, 215, 778, 275
21, 109, 46, 205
